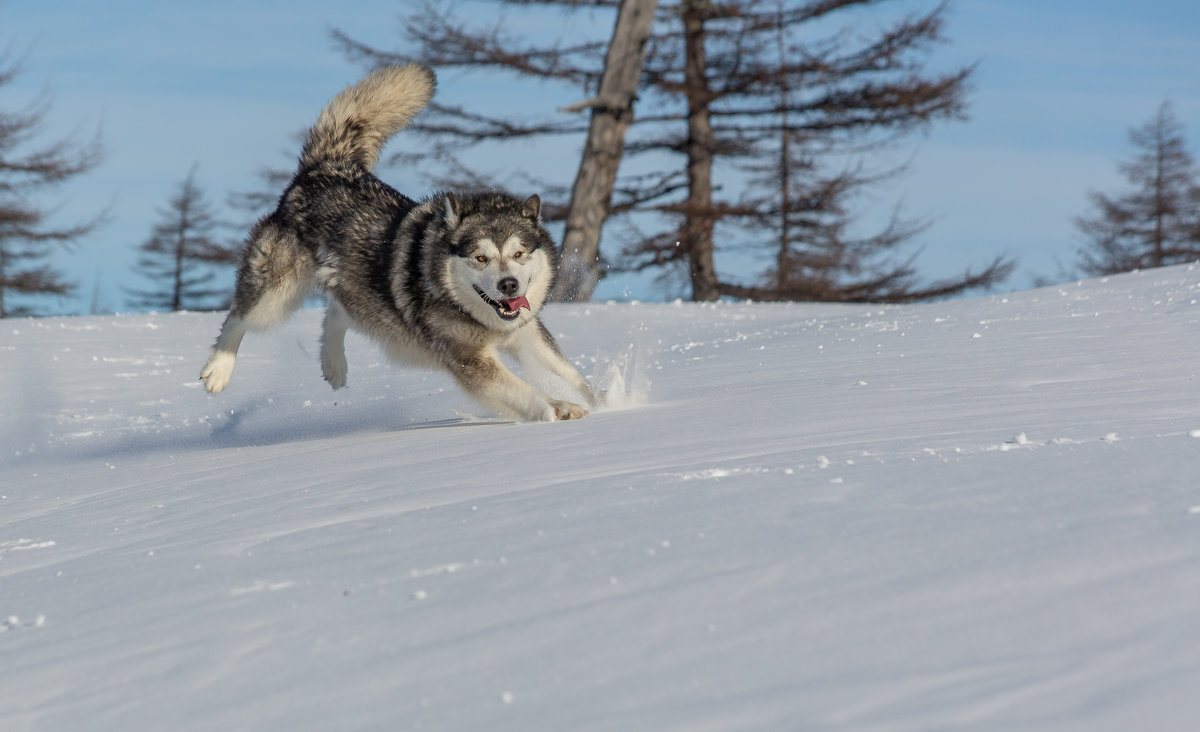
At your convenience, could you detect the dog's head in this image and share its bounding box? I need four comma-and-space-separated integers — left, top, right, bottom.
441, 191, 558, 331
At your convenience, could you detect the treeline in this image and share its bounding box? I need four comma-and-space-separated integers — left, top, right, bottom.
3, 1, 1199, 317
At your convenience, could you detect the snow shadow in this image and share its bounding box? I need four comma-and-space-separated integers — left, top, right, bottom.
20, 398, 492, 467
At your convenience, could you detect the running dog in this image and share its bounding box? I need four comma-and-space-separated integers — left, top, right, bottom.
200, 64, 594, 421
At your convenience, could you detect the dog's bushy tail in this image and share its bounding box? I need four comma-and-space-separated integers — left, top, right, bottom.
300, 64, 436, 171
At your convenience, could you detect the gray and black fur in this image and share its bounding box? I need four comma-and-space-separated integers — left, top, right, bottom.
200, 64, 594, 421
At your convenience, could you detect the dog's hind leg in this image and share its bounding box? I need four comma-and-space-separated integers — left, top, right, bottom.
200, 313, 247, 394
320, 298, 350, 389
200, 218, 313, 394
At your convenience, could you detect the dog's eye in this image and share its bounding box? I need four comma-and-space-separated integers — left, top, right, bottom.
475, 255, 489, 264
513, 251, 524, 259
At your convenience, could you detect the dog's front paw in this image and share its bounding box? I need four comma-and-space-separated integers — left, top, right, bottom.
200, 351, 236, 394
549, 399, 589, 421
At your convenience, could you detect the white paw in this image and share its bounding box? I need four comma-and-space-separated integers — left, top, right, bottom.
321, 350, 348, 389
548, 399, 589, 421
200, 351, 236, 394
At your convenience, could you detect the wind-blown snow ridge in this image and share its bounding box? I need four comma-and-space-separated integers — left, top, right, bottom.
2, 265, 1200, 731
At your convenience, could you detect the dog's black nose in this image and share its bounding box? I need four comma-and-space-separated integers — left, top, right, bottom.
497, 276, 519, 296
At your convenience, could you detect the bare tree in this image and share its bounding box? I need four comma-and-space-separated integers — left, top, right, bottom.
701, 0, 1013, 301
1076, 101, 1200, 276
127, 166, 237, 312
0, 47, 104, 317
618, 0, 1009, 301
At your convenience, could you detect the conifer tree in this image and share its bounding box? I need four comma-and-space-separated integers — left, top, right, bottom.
1076, 102, 1200, 276
128, 166, 237, 312
0, 48, 104, 317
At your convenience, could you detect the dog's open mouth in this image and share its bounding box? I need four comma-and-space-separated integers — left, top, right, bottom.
474, 285, 530, 321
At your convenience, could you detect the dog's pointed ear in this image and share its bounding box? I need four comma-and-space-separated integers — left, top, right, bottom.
521, 194, 541, 223
444, 192, 461, 230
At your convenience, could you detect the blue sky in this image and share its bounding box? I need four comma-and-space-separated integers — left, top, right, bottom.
5, 0, 1200, 314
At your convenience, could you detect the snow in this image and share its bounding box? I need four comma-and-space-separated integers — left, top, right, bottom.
3, 265, 1200, 731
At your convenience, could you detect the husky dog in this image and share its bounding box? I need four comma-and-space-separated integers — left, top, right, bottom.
200, 64, 594, 421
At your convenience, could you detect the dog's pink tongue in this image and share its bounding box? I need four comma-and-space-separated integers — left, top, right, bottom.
501, 295, 531, 311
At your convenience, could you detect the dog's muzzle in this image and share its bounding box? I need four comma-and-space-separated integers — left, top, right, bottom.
474, 285, 530, 321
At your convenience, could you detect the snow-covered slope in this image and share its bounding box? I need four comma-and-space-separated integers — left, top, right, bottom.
3, 265, 1200, 731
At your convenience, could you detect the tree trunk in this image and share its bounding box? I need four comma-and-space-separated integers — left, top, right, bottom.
173, 200, 188, 312
773, 0, 791, 293
1152, 110, 1167, 268
0, 249, 7, 319
553, 0, 659, 302
682, 0, 719, 301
